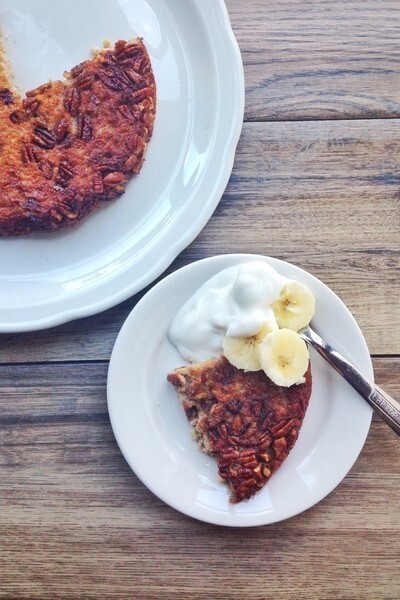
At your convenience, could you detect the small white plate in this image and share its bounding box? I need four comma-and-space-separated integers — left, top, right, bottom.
0, 0, 244, 331
107, 254, 373, 527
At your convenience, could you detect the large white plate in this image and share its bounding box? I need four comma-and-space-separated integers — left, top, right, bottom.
0, 0, 244, 331
107, 254, 373, 527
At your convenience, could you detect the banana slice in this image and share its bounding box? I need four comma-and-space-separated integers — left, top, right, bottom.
271, 281, 315, 331
222, 319, 278, 372
257, 328, 309, 387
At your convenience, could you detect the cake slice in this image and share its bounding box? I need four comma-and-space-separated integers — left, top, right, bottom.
0, 38, 156, 235
167, 356, 312, 503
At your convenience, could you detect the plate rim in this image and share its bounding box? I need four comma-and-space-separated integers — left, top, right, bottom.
0, 0, 245, 332
107, 253, 373, 527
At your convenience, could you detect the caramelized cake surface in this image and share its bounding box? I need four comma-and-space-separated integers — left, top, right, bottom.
0, 38, 156, 235
168, 356, 312, 503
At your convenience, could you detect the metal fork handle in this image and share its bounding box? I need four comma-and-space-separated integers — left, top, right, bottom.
300, 328, 400, 437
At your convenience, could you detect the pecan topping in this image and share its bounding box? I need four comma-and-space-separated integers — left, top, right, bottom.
0, 38, 155, 236
54, 118, 70, 142
56, 159, 74, 186
77, 114, 93, 141
92, 172, 104, 194
129, 87, 155, 103
123, 154, 139, 172
103, 171, 127, 196
63, 87, 80, 116
32, 125, 56, 149
21, 143, 41, 164
38, 159, 54, 180
86, 94, 100, 115
117, 104, 134, 120
132, 54, 150, 73
69, 63, 85, 79
23, 97, 40, 115
167, 357, 312, 503
128, 133, 146, 156
0, 88, 13, 105
123, 68, 147, 88
96, 157, 122, 173
271, 418, 298, 438
75, 72, 95, 90
99, 66, 131, 90
258, 432, 272, 451
103, 171, 127, 186
114, 41, 142, 62
273, 437, 287, 459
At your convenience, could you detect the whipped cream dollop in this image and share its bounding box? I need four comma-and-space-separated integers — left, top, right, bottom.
168, 261, 289, 362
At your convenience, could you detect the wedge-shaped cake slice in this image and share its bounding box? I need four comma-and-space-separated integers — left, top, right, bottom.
0, 38, 156, 235
168, 356, 312, 503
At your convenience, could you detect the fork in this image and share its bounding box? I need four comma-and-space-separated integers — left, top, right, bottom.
299, 327, 400, 437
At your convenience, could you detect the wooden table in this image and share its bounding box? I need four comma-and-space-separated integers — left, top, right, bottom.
1, 1, 399, 598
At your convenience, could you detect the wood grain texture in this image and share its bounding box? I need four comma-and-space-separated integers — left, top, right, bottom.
226, 0, 400, 120
2, 118, 398, 362
186, 119, 400, 355
1, 1, 399, 598
0, 360, 398, 600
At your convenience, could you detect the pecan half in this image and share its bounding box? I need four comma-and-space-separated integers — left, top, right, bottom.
123, 154, 139, 172
99, 67, 131, 91
86, 94, 100, 115
273, 437, 287, 459
21, 143, 41, 164
271, 418, 297, 438
128, 87, 155, 105
54, 118, 70, 142
103, 171, 127, 186
96, 157, 122, 173
38, 159, 54, 180
92, 172, 104, 194
114, 41, 142, 62
132, 54, 150, 73
77, 114, 93, 141
117, 104, 135, 120
75, 72, 95, 90
56, 159, 74, 186
128, 133, 146, 156
32, 125, 56, 149
103, 171, 127, 196
123, 68, 147, 88
63, 87, 80, 116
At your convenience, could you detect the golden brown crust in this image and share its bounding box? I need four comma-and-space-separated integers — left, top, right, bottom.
168, 356, 312, 503
0, 39, 156, 235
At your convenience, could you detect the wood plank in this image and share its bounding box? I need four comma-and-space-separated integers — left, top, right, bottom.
0, 357, 397, 418
226, 0, 400, 121
1, 3, 398, 598
186, 119, 400, 355
1, 119, 398, 361
0, 360, 398, 599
